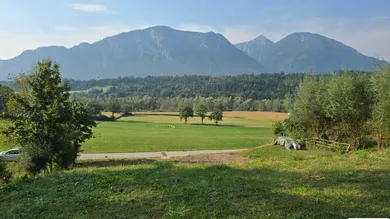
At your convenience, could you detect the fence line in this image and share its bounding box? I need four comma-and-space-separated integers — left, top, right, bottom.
305, 138, 351, 153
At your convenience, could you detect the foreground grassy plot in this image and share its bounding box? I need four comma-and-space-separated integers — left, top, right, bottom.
83, 121, 272, 153
1, 146, 389, 218
1, 111, 284, 153
82, 111, 284, 153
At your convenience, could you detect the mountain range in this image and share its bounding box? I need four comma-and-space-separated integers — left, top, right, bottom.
0, 26, 386, 80
235, 32, 385, 73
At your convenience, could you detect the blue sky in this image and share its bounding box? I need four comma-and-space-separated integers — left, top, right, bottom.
0, 0, 390, 60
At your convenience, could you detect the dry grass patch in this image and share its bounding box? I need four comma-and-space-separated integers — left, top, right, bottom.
171, 152, 249, 164
122, 111, 287, 127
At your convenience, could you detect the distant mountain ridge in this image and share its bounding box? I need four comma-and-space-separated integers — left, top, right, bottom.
235, 32, 386, 73
0, 26, 386, 80
235, 35, 275, 63
0, 26, 262, 80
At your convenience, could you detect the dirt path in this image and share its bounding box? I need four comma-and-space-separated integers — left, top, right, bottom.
78, 149, 246, 160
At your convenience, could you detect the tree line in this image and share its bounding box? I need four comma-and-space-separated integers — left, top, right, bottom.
179, 105, 223, 125
4, 71, 372, 113
65, 73, 306, 100
74, 95, 290, 116
275, 65, 390, 150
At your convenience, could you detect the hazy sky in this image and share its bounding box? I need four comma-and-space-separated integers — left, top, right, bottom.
1, 0, 389, 60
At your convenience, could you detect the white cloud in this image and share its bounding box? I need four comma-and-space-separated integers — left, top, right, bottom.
70, 4, 116, 14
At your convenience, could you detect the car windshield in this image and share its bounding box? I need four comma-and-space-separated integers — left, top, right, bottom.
6, 150, 20, 155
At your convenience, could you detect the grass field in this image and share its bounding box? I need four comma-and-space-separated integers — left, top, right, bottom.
82, 111, 285, 153
1, 146, 389, 218
0, 111, 284, 153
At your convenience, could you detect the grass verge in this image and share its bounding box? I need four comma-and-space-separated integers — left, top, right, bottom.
1, 146, 389, 218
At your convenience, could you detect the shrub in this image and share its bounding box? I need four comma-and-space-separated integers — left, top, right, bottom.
0, 157, 12, 184
95, 114, 116, 121
122, 112, 133, 117
272, 121, 286, 136
272, 119, 306, 144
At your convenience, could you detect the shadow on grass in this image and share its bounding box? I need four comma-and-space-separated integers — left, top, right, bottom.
133, 113, 178, 117
2, 161, 390, 218
76, 158, 158, 168
116, 120, 150, 124
75, 166, 390, 218
187, 123, 243, 127
110, 120, 246, 128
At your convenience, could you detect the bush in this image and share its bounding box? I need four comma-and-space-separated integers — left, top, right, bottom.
0, 158, 12, 184
122, 112, 133, 117
94, 115, 116, 121
19, 141, 51, 175
272, 121, 286, 136
272, 119, 306, 144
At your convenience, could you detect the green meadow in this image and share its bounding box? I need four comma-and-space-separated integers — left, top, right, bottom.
68, 86, 113, 94
83, 111, 285, 153
83, 121, 272, 153
1, 146, 389, 218
1, 111, 285, 153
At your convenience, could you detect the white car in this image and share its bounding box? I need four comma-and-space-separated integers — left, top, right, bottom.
0, 148, 22, 162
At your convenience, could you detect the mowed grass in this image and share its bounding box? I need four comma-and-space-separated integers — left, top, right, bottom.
0, 112, 284, 153
1, 146, 389, 218
82, 112, 284, 153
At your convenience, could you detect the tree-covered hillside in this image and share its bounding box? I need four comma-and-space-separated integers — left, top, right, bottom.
67, 73, 306, 100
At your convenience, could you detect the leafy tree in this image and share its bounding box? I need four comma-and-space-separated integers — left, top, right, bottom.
121, 103, 132, 116
195, 104, 207, 124
371, 65, 390, 149
107, 98, 121, 117
272, 121, 286, 136
4, 58, 96, 174
209, 110, 223, 125
272, 119, 306, 143
290, 76, 330, 138
0, 157, 12, 184
326, 73, 373, 147
86, 99, 104, 117
179, 106, 194, 124
0, 85, 14, 112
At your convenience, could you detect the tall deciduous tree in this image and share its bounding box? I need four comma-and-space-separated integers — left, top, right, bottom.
4, 58, 96, 174
107, 98, 121, 117
326, 73, 373, 147
121, 103, 132, 116
86, 99, 104, 117
179, 106, 194, 124
290, 76, 330, 138
0, 85, 13, 113
209, 110, 223, 125
195, 104, 207, 124
371, 65, 390, 149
